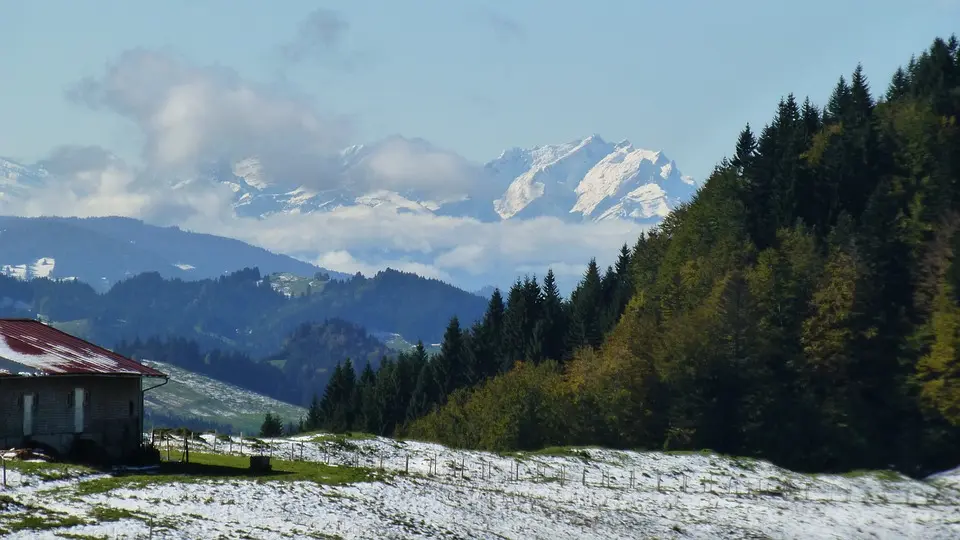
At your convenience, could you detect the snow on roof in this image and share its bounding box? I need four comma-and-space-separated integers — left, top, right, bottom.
0, 319, 166, 377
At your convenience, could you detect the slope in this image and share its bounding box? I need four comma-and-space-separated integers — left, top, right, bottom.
1, 432, 958, 538
0, 215, 349, 290
141, 359, 307, 434
406, 35, 960, 477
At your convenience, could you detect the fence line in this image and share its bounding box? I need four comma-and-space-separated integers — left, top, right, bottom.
142, 431, 952, 508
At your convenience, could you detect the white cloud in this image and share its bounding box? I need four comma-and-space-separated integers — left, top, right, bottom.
351, 136, 480, 197
69, 49, 352, 189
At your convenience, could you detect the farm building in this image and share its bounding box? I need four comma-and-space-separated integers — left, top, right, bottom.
0, 319, 167, 462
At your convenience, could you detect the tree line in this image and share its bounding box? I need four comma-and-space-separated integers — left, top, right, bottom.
0, 266, 487, 355
296, 259, 636, 436
394, 36, 960, 476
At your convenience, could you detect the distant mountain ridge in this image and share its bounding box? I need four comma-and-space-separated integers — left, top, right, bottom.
1, 134, 697, 226
212, 134, 697, 224
0, 215, 350, 290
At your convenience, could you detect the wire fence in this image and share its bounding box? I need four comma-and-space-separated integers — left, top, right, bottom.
142, 431, 957, 508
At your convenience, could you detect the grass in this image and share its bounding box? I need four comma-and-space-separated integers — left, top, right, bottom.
90, 506, 146, 522
70, 450, 386, 496
1, 459, 97, 480
308, 432, 377, 443
498, 446, 593, 461
1, 511, 86, 533
840, 469, 905, 482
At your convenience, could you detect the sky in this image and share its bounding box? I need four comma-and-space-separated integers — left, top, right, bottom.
0, 0, 958, 291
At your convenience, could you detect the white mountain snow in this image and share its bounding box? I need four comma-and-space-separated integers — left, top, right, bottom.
0, 257, 56, 281
0, 135, 697, 226
242, 134, 697, 224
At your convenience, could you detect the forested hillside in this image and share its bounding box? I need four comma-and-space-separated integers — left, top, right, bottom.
117, 319, 390, 406
314, 36, 960, 477
0, 266, 487, 352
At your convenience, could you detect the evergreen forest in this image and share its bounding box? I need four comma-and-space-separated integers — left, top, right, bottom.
306, 36, 960, 476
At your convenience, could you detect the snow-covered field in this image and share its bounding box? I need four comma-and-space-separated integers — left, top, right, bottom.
2, 433, 958, 539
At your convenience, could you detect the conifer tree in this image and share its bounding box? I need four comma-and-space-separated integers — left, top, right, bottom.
471, 289, 506, 379
732, 123, 757, 175
825, 76, 852, 123
566, 260, 603, 350
407, 360, 439, 422
435, 316, 469, 394
540, 269, 567, 362
306, 393, 322, 431
259, 412, 284, 437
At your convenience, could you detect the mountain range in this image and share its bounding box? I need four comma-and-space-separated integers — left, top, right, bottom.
0, 215, 349, 289
1, 135, 697, 294
2, 134, 696, 225
200, 134, 698, 224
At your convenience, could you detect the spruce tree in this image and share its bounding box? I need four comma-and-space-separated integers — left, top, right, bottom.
732, 123, 757, 175
825, 76, 852, 124
435, 316, 469, 395
306, 394, 322, 431
540, 269, 567, 362
259, 412, 284, 437
471, 289, 506, 379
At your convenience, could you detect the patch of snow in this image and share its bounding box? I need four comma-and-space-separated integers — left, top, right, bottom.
29, 257, 55, 278
1, 263, 28, 280
3, 432, 958, 539
232, 157, 271, 190
172, 263, 195, 271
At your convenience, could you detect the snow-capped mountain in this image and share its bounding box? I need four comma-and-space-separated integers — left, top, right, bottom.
193, 134, 697, 224
490, 135, 697, 223
0, 157, 48, 200
0, 135, 696, 225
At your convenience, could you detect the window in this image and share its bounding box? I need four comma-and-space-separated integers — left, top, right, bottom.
17, 394, 38, 410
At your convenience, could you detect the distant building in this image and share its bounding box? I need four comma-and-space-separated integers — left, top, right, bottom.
0, 319, 167, 462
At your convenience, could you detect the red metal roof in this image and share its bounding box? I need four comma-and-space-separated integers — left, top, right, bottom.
0, 319, 166, 377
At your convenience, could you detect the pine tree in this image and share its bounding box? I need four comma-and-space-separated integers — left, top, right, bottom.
849, 63, 874, 122
825, 76, 852, 124
886, 67, 911, 101
435, 316, 470, 395
502, 279, 530, 371
471, 289, 506, 379
259, 412, 284, 437
540, 269, 567, 362
407, 360, 439, 422
306, 393, 322, 431
566, 260, 603, 350
732, 123, 757, 175
358, 360, 378, 433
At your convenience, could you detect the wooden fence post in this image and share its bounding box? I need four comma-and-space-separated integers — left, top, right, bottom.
582, 468, 586, 486
2, 456, 6, 488
405, 454, 409, 474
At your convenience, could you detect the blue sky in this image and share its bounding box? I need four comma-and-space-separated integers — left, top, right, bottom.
3, 0, 958, 181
